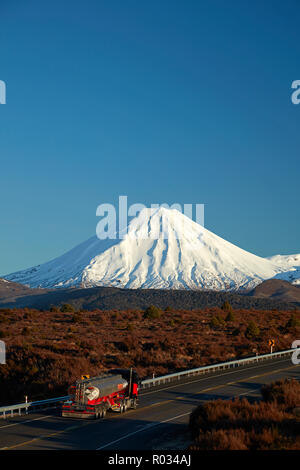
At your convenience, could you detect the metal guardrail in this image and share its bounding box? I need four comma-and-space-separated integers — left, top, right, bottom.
0, 396, 70, 419
0, 348, 296, 418
139, 348, 295, 389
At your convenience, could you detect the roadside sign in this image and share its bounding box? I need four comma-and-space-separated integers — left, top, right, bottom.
268, 339, 275, 353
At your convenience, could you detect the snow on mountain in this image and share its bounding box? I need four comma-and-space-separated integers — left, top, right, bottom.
273, 268, 300, 285
3, 207, 295, 291
266, 254, 300, 269
266, 254, 300, 286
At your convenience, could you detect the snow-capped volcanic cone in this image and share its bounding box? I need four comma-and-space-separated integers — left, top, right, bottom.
4, 207, 287, 291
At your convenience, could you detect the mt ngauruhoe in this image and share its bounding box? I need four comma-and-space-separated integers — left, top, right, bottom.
4, 208, 300, 291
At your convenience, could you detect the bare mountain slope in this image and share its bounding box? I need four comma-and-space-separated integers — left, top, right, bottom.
249, 279, 300, 304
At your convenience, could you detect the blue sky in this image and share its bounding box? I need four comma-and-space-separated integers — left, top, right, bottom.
0, 0, 299, 274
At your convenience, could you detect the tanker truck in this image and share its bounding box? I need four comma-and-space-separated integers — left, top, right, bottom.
62, 368, 139, 419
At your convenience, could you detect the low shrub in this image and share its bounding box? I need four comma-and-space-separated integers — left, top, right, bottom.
144, 305, 162, 319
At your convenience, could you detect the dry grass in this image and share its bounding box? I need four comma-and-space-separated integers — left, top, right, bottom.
189, 379, 300, 450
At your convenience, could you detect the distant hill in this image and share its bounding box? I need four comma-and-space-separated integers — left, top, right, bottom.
0, 280, 297, 311
0, 278, 44, 300
248, 279, 300, 305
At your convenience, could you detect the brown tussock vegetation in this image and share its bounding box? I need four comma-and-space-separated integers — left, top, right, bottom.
189, 379, 300, 450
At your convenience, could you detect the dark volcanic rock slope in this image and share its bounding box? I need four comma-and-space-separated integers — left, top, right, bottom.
0, 283, 297, 311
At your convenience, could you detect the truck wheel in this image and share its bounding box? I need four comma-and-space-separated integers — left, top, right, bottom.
132, 399, 137, 409
102, 408, 106, 418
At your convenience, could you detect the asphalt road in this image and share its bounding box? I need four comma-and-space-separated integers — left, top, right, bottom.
0, 356, 299, 450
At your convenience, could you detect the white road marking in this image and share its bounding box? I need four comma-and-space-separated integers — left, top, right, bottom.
96, 412, 190, 450
0, 414, 53, 430
237, 388, 260, 397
